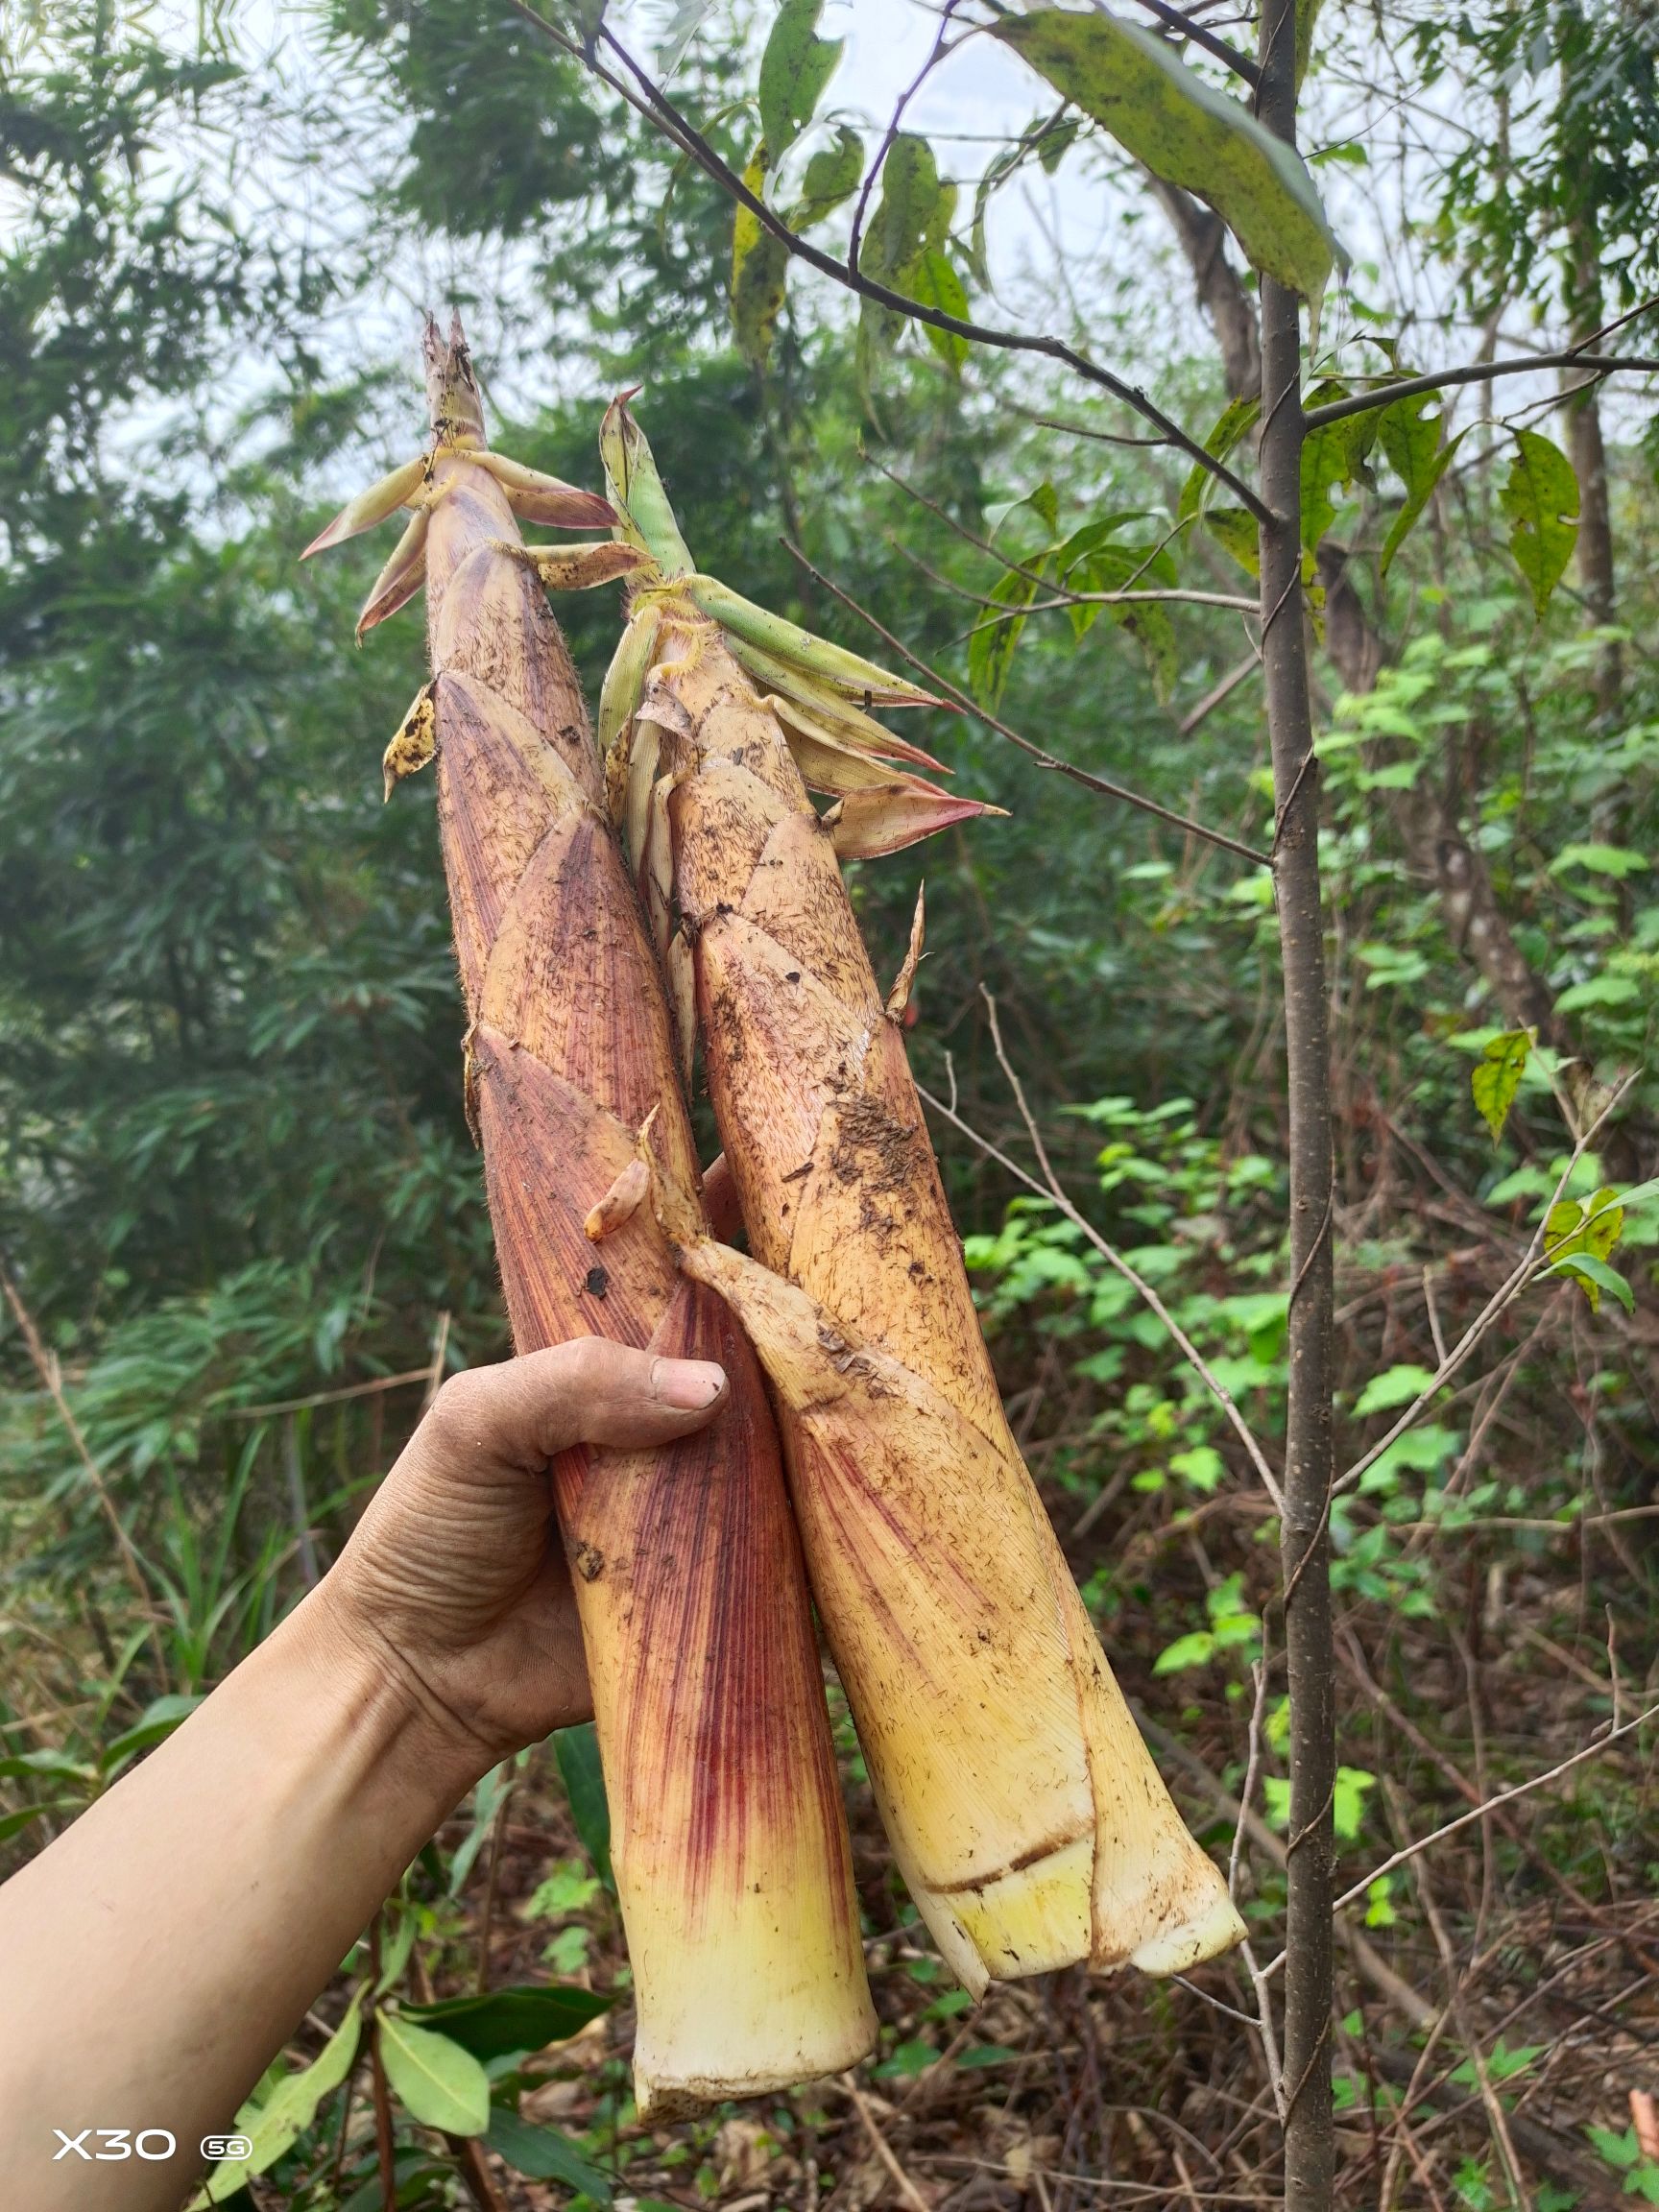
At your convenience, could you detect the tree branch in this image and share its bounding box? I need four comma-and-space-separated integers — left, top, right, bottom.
503, 0, 1273, 520
1303, 350, 1659, 428
1129, 0, 1261, 87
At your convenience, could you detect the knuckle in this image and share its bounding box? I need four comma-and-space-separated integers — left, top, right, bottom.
559, 1333, 616, 1398
429, 1366, 487, 1439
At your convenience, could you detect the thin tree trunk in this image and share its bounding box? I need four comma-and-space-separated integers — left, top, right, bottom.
1562, 373, 1621, 718
1151, 178, 1577, 1078
1256, 8, 1336, 2210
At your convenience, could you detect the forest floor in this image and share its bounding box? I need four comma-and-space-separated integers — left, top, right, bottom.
325, 1535, 1659, 2212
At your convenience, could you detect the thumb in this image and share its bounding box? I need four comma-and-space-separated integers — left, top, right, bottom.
425, 1337, 729, 1472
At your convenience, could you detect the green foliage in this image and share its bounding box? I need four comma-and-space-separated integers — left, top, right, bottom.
376, 2012, 493, 2134
1471, 1028, 1534, 1143
1502, 428, 1581, 619
1377, 392, 1463, 575
196, 1993, 363, 2203
992, 7, 1338, 299
757, 0, 841, 161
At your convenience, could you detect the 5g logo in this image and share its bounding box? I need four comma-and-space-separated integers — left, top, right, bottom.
202, 2134, 255, 2160
53, 2128, 179, 2160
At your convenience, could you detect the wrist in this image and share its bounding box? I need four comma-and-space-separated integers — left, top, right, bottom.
284, 1580, 495, 1824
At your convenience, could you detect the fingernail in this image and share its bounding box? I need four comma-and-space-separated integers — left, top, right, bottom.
654, 1358, 727, 1409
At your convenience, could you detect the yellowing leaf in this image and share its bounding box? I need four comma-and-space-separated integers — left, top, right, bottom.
1471, 1026, 1533, 1143
992, 8, 1338, 300
732, 145, 789, 367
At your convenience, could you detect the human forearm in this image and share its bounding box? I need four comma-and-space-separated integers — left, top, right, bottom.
0, 1586, 483, 2211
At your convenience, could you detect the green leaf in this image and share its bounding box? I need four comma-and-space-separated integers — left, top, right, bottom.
1354, 1362, 1436, 1416
401, 1984, 612, 2062
486, 2106, 615, 2200
448, 1760, 513, 1896
101, 1692, 203, 1769
992, 8, 1338, 299
554, 1721, 614, 1894
1554, 974, 1642, 1012
1548, 1251, 1634, 1315
908, 248, 970, 369
1300, 381, 1378, 558
0, 1801, 72, 1841
1501, 429, 1579, 619
378, 2015, 492, 2136
1153, 1630, 1216, 1674
1204, 505, 1261, 578
1377, 393, 1464, 574
656, 0, 718, 77
1471, 1026, 1534, 1143
757, 0, 842, 160
1332, 1766, 1376, 1845
1551, 841, 1650, 878
787, 123, 862, 229
732, 145, 789, 367
968, 563, 1046, 709
1589, 2126, 1643, 2170
194, 1993, 363, 2204
864, 133, 949, 283
1178, 395, 1261, 522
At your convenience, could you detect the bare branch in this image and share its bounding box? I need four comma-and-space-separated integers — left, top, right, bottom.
1303, 350, 1659, 429
1335, 1070, 1639, 1498
1329, 1698, 1659, 1920
916, 1023, 1285, 1513
1128, 0, 1261, 87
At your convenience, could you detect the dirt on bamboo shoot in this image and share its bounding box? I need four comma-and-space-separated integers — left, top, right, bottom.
572, 398, 1246, 1996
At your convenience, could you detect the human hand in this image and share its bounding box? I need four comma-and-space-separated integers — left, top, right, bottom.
312, 1339, 728, 1784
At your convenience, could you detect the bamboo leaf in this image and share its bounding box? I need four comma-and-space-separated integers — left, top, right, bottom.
378, 2016, 492, 2137
733, 144, 790, 366
992, 8, 1339, 299
194, 1993, 363, 2204
1471, 1026, 1534, 1143
1501, 428, 1579, 619
657, 0, 717, 77
758, 0, 842, 160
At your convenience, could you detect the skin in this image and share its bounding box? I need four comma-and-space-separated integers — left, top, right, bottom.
0, 1336, 729, 2212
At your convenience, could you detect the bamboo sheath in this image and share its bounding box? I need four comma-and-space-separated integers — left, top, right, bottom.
593, 403, 1245, 1995
315, 326, 875, 2113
